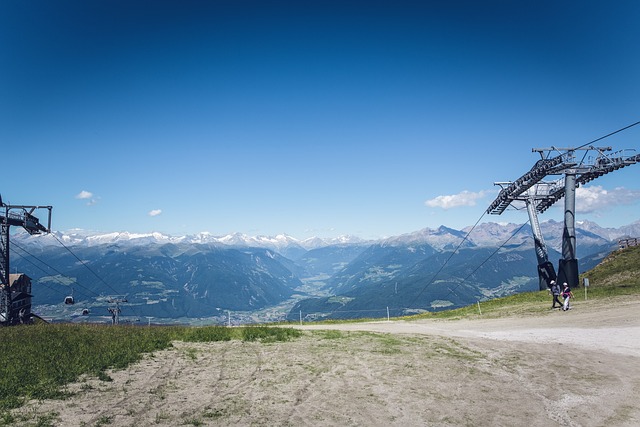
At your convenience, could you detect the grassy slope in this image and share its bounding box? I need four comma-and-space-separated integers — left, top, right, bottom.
579, 243, 640, 288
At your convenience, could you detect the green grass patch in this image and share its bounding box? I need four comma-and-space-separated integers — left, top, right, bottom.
368, 332, 403, 354
241, 325, 301, 343
0, 324, 174, 411
315, 330, 345, 340
0, 323, 300, 412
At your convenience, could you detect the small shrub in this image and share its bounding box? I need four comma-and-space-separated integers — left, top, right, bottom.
97, 372, 113, 382
155, 411, 170, 423
184, 348, 198, 361
95, 415, 113, 426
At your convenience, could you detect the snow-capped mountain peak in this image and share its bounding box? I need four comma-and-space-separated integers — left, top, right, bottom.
11, 219, 640, 257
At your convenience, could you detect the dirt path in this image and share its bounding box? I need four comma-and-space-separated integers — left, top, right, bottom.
12, 296, 640, 426
296, 296, 640, 357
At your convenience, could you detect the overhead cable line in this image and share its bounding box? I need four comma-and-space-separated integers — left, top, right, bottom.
50, 233, 142, 319
51, 233, 123, 297
442, 220, 532, 302
10, 244, 75, 298
319, 214, 528, 318
11, 240, 99, 301
409, 211, 487, 308
576, 120, 640, 150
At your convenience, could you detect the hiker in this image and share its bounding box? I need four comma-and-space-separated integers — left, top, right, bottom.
561, 283, 574, 311
550, 280, 563, 309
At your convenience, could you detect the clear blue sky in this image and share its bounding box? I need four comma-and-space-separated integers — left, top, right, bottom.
2, 1, 639, 239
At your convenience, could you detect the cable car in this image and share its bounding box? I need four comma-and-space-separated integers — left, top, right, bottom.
65, 288, 75, 305
82, 308, 89, 315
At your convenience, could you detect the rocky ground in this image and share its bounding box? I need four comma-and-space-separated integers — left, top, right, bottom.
12, 294, 640, 426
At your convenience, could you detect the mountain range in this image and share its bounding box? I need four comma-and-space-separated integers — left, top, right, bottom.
11, 219, 640, 324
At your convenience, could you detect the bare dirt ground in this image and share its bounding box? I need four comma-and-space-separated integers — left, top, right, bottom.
12, 295, 640, 427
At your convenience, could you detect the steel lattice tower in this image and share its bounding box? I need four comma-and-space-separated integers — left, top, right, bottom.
487, 146, 640, 290
0, 196, 52, 325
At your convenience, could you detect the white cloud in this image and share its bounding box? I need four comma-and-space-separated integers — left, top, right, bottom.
75, 190, 99, 206
425, 190, 488, 209
575, 185, 640, 213
148, 209, 162, 217
75, 190, 93, 199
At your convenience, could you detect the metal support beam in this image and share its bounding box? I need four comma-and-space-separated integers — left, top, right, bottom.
525, 196, 556, 290
0, 215, 10, 323
558, 171, 579, 287
561, 172, 577, 261
526, 197, 547, 265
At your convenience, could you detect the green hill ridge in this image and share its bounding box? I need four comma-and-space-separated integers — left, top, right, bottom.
580, 243, 640, 288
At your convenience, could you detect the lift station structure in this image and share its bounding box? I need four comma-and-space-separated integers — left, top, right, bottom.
487, 146, 640, 291
0, 195, 52, 325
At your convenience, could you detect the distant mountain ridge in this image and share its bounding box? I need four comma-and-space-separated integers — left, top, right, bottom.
24, 229, 368, 254
283, 219, 639, 321
11, 219, 640, 323
18, 219, 639, 254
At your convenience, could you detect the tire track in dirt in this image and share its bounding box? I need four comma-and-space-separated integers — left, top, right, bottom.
282, 333, 412, 426
269, 342, 326, 424
13, 340, 267, 427
164, 340, 266, 426
80, 344, 183, 426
